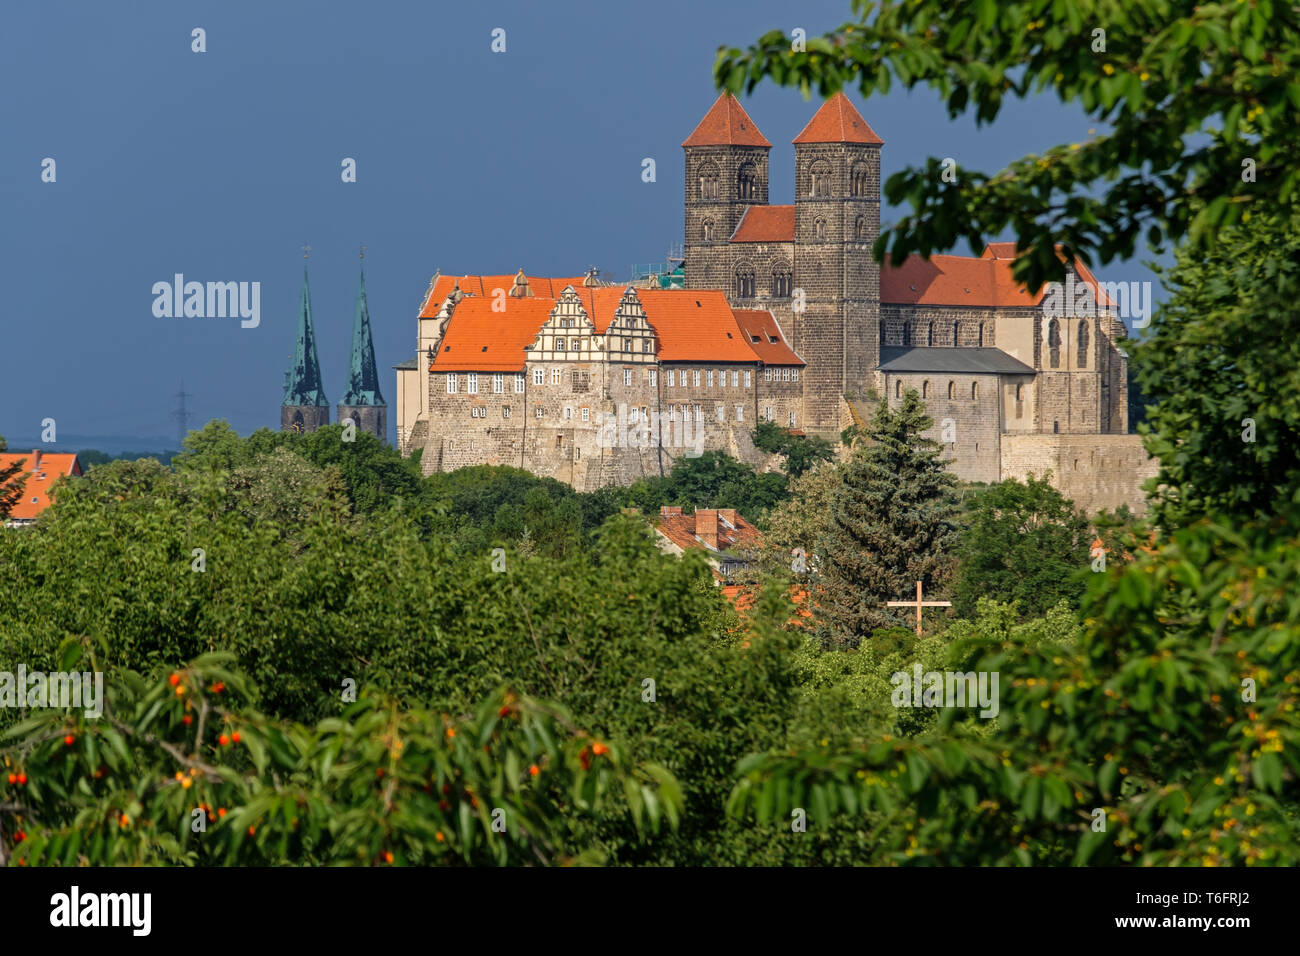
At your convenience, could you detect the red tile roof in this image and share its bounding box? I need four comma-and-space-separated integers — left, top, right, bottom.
732, 310, 803, 366
731, 205, 795, 243
682, 93, 772, 148
0, 450, 81, 521
426, 283, 805, 371
419, 274, 590, 319
793, 92, 883, 145
655, 507, 763, 554
881, 244, 1117, 308
429, 296, 556, 372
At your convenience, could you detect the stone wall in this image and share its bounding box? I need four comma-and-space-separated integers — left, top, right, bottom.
1000, 433, 1157, 516
882, 372, 1004, 483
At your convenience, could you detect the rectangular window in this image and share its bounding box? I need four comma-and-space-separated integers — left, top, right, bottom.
744, 370, 752, 388
551, 367, 561, 385
765, 406, 773, 421
693, 369, 701, 387
707, 370, 714, 387
493, 373, 503, 393
736, 405, 744, 421
535, 406, 545, 418
694, 404, 702, 422
667, 370, 675, 387
764, 368, 772, 383
446, 374, 458, 394
503, 406, 512, 419
732, 370, 739, 387
467, 373, 478, 394
581, 407, 590, 422
716, 405, 725, 422
515, 374, 525, 393
670, 405, 678, 421
792, 368, 799, 382
783, 368, 792, 382
533, 368, 544, 386
683, 405, 692, 422
623, 369, 632, 386
788, 411, 796, 426
649, 369, 657, 387
564, 406, 574, 420
556, 338, 565, 352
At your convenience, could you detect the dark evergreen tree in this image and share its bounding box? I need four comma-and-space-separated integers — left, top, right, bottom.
0, 435, 28, 522
814, 391, 957, 648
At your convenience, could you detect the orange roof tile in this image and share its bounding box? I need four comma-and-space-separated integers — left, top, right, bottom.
731, 205, 795, 243
882, 243, 1117, 309
0, 450, 81, 522
419, 274, 590, 319
635, 290, 764, 363
682, 93, 772, 148
655, 509, 763, 553
732, 310, 803, 366
793, 92, 883, 145
429, 296, 555, 372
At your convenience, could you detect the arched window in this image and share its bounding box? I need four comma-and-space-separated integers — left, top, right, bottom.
810, 161, 831, 197
699, 162, 719, 200
971, 381, 978, 401
947, 381, 955, 400
814, 218, 827, 241
921, 380, 929, 399
895, 380, 901, 399
977, 322, 985, 347
855, 217, 868, 240
1048, 318, 1061, 368
772, 262, 792, 297
850, 164, 870, 197
952, 322, 960, 345
737, 162, 758, 200
1078, 321, 1090, 368
735, 265, 755, 298
926, 322, 934, 346
702, 219, 714, 242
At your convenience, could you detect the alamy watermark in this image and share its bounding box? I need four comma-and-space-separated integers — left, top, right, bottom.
0, 665, 104, 718
152, 274, 260, 328
595, 403, 705, 457
891, 664, 999, 719
1040, 272, 1152, 330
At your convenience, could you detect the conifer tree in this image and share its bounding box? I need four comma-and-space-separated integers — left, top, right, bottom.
0, 435, 27, 523
814, 391, 957, 648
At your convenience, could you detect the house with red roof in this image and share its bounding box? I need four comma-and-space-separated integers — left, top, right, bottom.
394, 92, 1156, 513
652, 506, 762, 583
0, 449, 82, 526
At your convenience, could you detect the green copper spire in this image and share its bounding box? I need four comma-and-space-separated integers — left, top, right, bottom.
341, 262, 386, 407
283, 265, 329, 407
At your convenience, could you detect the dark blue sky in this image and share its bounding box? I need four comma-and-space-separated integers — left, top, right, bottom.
1, 0, 1161, 450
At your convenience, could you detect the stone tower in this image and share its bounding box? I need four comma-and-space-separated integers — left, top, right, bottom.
337, 258, 388, 441
682, 92, 771, 293
281, 263, 331, 434
792, 92, 883, 430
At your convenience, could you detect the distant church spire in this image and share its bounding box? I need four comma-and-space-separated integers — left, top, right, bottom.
341, 254, 385, 407
337, 246, 388, 441
280, 256, 331, 434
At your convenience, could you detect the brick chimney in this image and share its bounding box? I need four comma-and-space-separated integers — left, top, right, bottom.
30, 449, 41, 473
660, 506, 682, 517
718, 508, 738, 526
695, 509, 718, 548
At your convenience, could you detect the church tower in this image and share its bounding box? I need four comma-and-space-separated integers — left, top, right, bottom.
337, 253, 388, 441
682, 92, 771, 292
792, 92, 883, 430
281, 259, 331, 434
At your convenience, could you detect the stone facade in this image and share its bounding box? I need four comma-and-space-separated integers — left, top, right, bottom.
394, 92, 1155, 515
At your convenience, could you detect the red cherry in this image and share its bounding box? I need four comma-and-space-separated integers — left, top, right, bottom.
168, 673, 180, 687
16, 774, 26, 786
231, 732, 241, 744
529, 764, 540, 777
217, 734, 230, 747
6, 774, 14, 785
182, 715, 193, 725
14, 830, 25, 842
64, 735, 76, 746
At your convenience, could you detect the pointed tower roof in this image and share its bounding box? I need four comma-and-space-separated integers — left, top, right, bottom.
682, 92, 772, 148
341, 262, 386, 407
283, 265, 329, 407
793, 91, 883, 145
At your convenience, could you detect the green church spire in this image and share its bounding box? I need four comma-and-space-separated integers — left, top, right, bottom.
341, 261, 386, 407
283, 264, 329, 408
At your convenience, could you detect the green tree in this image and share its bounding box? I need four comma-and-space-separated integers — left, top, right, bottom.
753, 421, 836, 478
814, 391, 957, 647
0, 435, 27, 522
715, 0, 1300, 290
1136, 207, 1300, 528
952, 474, 1091, 618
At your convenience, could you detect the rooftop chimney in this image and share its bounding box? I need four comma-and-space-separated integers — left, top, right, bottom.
718, 508, 738, 527
660, 505, 682, 517
695, 509, 718, 549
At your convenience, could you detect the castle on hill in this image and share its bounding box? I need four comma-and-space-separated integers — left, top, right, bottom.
382, 92, 1155, 514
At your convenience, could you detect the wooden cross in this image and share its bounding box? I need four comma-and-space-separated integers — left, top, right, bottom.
885, 581, 952, 637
